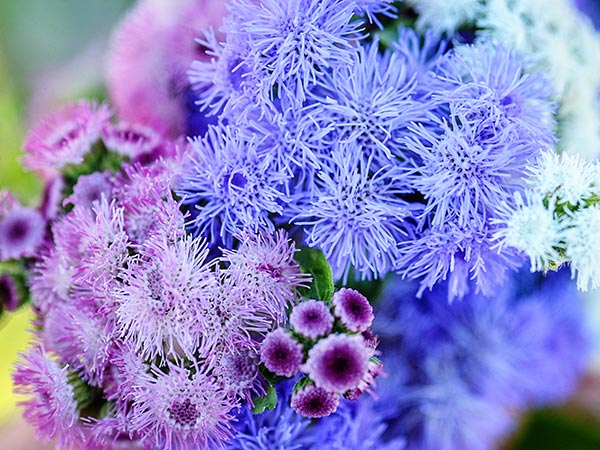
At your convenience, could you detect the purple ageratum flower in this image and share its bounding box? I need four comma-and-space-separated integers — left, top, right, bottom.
308, 39, 431, 167
0, 274, 19, 311
290, 300, 334, 339
402, 44, 556, 232
64, 171, 113, 209
12, 347, 86, 448
0, 207, 46, 260
332, 288, 374, 332
128, 361, 237, 450
176, 124, 289, 246
303, 334, 373, 393
22, 100, 111, 177
102, 121, 165, 159
106, 0, 227, 137
215, 348, 261, 403
39, 177, 65, 221
292, 145, 418, 281
115, 234, 216, 360
43, 302, 116, 387
260, 328, 304, 377
227, 0, 362, 109
221, 231, 310, 332
291, 383, 340, 418
113, 163, 186, 245
189, 26, 257, 118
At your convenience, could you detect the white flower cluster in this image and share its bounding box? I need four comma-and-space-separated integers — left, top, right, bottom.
408, 0, 600, 160
494, 152, 600, 291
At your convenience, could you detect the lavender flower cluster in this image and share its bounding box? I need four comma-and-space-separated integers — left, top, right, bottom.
1, 0, 598, 449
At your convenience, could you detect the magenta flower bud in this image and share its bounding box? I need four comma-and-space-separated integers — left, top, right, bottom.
0, 207, 46, 260
291, 383, 339, 418
260, 328, 304, 377
303, 334, 373, 393
332, 288, 374, 332
0, 274, 19, 311
290, 300, 334, 339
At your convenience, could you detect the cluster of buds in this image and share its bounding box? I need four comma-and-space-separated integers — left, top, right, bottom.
259, 288, 382, 418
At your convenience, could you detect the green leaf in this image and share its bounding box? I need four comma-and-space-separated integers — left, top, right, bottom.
295, 247, 335, 302
252, 383, 278, 414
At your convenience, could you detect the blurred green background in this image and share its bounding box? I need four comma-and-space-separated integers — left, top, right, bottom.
1, 1, 600, 448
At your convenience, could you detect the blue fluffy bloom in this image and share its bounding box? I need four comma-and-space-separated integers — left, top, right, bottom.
176, 124, 289, 246
292, 145, 419, 281
372, 269, 590, 450
226, 0, 363, 110
396, 43, 557, 298
227, 380, 404, 450
307, 39, 434, 168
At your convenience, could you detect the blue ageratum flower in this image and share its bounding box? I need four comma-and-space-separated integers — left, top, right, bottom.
176, 124, 289, 246
353, 0, 397, 29
292, 145, 419, 281
308, 39, 435, 168
372, 269, 590, 450
397, 43, 557, 298
227, 0, 362, 109
228, 380, 403, 450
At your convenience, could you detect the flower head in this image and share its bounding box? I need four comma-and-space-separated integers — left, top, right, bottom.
227, 0, 362, 109
290, 300, 334, 339
260, 328, 304, 377
12, 347, 85, 448
114, 234, 215, 360
291, 384, 340, 418
332, 288, 374, 332
129, 362, 237, 450
22, 100, 111, 177
293, 145, 416, 281
303, 334, 373, 393
0, 207, 46, 260
64, 171, 113, 209
176, 125, 289, 246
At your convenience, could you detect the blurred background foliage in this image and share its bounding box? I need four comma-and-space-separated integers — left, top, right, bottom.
1, 0, 600, 448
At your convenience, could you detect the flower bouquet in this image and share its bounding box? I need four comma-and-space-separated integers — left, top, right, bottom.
2, 0, 600, 449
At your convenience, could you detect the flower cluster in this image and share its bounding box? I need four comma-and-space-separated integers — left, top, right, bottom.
494, 151, 600, 290
259, 288, 381, 418
4, 0, 598, 449
10, 99, 321, 449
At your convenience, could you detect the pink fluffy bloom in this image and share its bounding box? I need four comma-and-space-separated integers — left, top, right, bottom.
0, 207, 46, 260
43, 302, 117, 386
222, 231, 310, 327
290, 383, 340, 418
102, 121, 165, 159
114, 234, 216, 360
12, 347, 86, 449
129, 361, 237, 450
22, 100, 111, 177
0, 189, 19, 218
303, 334, 374, 393
105, 0, 227, 137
